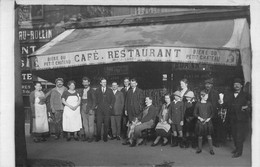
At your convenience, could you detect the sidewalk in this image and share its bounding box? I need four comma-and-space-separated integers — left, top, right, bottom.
25, 124, 251, 167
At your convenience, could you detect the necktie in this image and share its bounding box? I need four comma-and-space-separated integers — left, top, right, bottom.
102, 88, 105, 93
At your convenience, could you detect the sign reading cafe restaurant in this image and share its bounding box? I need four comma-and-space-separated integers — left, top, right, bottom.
31, 46, 239, 70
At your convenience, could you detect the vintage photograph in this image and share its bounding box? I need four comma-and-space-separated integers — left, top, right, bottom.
1, 1, 258, 166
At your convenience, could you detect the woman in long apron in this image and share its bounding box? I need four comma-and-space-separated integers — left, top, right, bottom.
29, 81, 49, 143
61, 80, 82, 141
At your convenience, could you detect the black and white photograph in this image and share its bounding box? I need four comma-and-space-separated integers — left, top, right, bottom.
0, 0, 260, 166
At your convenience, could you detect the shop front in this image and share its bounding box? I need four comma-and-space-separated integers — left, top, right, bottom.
29, 17, 251, 105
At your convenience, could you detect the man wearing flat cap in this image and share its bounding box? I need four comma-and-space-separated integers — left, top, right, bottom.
222, 78, 251, 158
204, 78, 221, 147
48, 78, 68, 139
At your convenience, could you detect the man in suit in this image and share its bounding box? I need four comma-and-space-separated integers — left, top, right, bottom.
95, 78, 115, 142
129, 96, 157, 147
78, 77, 96, 142
223, 78, 251, 158
111, 81, 124, 140
125, 78, 144, 122
205, 78, 221, 147
121, 77, 131, 139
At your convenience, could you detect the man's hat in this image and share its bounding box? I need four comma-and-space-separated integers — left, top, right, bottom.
184, 91, 195, 98
233, 78, 243, 85
55, 78, 64, 83
205, 78, 214, 84
173, 91, 182, 97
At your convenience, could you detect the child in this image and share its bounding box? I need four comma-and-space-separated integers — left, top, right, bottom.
183, 91, 197, 148
169, 91, 184, 147
194, 90, 214, 155
128, 117, 142, 144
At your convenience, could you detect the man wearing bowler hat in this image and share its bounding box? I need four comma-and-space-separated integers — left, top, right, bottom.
204, 78, 221, 147
223, 78, 251, 158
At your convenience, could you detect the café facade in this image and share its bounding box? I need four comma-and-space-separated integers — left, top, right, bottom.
29, 9, 251, 105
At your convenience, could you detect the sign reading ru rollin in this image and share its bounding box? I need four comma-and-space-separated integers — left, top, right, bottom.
31, 46, 239, 70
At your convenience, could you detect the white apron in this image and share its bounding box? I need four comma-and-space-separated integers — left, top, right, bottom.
63, 95, 82, 132
33, 97, 49, 133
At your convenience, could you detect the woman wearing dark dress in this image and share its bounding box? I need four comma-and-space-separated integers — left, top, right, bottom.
194, 90, 214, 155
151, 94, 171, 146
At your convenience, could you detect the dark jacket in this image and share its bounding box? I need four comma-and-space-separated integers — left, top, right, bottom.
121, 86, 131, 116
223, 90, 250, 122
184, 101, 196, 119
95, 86, 115, 115
193, 102, 214, 120
207, 88, 220, 118
112, 90, 125, 116
78, 87, 96, 114
169, 101, 184, 124
138, 105, 157, 124
125, 87, 144, 121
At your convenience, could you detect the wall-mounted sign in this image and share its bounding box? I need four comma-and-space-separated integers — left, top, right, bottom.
22, 72, 33, 81
104, 65, 129, 76
30, 46, 239, 70
172, 63, 213, 71
22, 83, 33, 96
19, 29, 53, 42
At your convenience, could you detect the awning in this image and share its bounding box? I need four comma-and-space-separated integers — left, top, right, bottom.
29, 18, 251, 83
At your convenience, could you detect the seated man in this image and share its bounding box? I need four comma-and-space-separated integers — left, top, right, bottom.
129, 96, 157, 147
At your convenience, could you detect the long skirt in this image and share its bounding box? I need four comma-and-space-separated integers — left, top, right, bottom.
32, 103, 49, 133
63, 96, 82, 132
155, 122, 171, 137
195, 120, 213, 136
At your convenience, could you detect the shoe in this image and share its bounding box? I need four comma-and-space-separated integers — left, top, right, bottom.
74, 137, 79, 141
122, 141, 130, 145
54, 135, 60, 140
88, 138, 94, 143
151, 142, 159, 147
137, 140, 144, 146
33, 138, 41, 143
171, 141, 178, 147
213, 142, 220, 148
129, 142, 136, 147
231, 149, 237, 154
95, 137, 101, 142
66, 137, 71, 142
210, 150, 215, 155
232, 152, 242, 158
162, 141, 168, 146
116, 136, 121, 140
41, 138, 47, 142
110, 136, 116, 140
103, 138, 108, 142
196, 149, 202, 154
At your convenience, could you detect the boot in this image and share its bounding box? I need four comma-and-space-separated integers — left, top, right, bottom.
179, 137, 186, 148
196, 137, 202, 153
171, 136, 178, 147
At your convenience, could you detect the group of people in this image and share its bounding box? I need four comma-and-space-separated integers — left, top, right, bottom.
29, 76, 251, 158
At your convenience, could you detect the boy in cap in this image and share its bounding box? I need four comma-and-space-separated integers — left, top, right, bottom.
169, 91, 184, 147
222, 78, 251, 158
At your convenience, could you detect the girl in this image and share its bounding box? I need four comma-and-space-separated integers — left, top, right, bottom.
151, 94, 171, 146
29, 82, 49, 143
194, 90, 214, 155
62, 80, 82, 141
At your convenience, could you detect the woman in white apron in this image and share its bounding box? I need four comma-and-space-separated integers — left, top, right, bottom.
29, 82, 49, 143
61, 80, 82, 141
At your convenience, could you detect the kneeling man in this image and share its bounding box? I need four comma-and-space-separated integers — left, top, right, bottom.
129, 96, 157, 147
